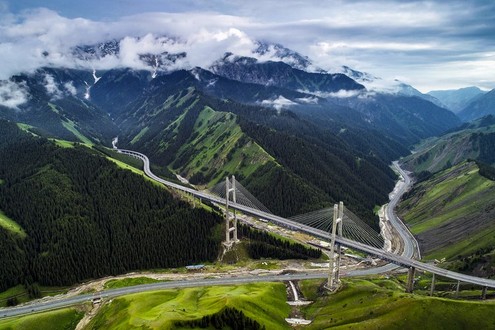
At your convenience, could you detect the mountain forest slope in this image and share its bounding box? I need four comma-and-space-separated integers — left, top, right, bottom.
398, 161, 495, 277
3, 69, 119, 145
0, 61, 462, 226
103, 75, 399, 221
0, 120, 223, 291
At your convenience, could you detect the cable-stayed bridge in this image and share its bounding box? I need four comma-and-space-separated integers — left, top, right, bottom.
118, 148, 495, 294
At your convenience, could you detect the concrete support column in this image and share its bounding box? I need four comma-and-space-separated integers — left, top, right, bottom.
225, 176, 230, 245
232, 176, 238, 242
224, 176, 238, 246
429, 273, 436, 296
406, 266, 416, 293
335, 201, 344, 283
455, 281, 460, 298
327, 204, 339, 290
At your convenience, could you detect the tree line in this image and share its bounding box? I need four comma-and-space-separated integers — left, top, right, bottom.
174, 307, 265, 329
238, 224, 322, 260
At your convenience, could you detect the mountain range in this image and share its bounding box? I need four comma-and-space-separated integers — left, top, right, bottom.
458, 89, 495, 122
428, 87, 486, 113
0, 37, 483, 224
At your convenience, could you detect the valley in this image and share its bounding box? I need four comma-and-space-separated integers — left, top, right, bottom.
3, 142, 495, 328
1, 3, 495, 327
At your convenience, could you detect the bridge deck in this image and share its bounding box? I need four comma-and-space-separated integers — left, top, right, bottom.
118, 149, 495, 289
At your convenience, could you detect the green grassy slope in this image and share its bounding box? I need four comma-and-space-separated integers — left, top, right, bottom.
122, 89, 276, 188
403, 118, 495, 174
0, 308, 83, 330
301, 278, 495, 329
0, 210, 26, 238
398, 161, 495, 276
5, 278, 495, 329
87, 283, 290, 329
173, 106, 275, 187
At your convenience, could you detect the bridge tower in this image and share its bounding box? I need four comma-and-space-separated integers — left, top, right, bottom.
224, 175, 238, 246
327, 202, 344, 290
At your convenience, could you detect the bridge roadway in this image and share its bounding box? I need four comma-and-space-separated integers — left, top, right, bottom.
0, 273, 327, 318
119, 148, 495, 289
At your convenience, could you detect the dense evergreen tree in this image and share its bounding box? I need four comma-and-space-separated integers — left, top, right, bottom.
0, 120, 223, 291
239, 120, 392, 228
238, 224, 322, 260
175, 307, 265, 329
476, 161, 495, 181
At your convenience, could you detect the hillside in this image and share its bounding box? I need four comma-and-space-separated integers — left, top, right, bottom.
0, 120, 223, 291
301, 278, 495, 329
1, 69, 119, 145
402, 115, 495, 174
330, 93, 461, 146
111, 80, 397, 221
4, 277, 495, 329
117, 88, 276, 187
398, 161, 495, 277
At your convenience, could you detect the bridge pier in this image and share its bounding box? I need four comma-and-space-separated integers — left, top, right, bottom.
405, 266, 416, 293
455, 281, 460, 298
335, 202, 344, 282
429, 273, 436, 296
327, 202, 343, 291
223, 176, 238, 246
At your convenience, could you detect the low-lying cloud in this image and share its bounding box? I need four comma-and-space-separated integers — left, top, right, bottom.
261, 95, 297, 112
0, 9, 263, 80
0, 79, 29, 109
43, 74, 64, 99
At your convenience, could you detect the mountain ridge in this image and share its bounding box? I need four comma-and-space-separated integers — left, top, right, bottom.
458, 88, 495, 122
428, 86, 486, 113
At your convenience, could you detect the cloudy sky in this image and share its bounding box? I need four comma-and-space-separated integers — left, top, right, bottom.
1, 0, 494, 92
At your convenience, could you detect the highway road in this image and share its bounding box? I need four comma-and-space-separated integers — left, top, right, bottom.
388, 161, 421, 259
0, 273, 328, 319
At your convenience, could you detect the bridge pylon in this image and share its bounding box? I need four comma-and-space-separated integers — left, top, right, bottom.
327, 202, 344, 290
223, 175, 238, 247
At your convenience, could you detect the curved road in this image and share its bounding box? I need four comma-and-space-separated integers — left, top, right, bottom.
388, 161, 421, 259
347, 161, 418, 276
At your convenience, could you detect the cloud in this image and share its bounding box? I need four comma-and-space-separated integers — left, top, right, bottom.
261, 95, 297, 112
43, 74, 63, 99
325, 90, 363, 98
296, 96, 318, 104
0, 79, 29, 108
64, 81, 77, 96
0, 9, 262, 78
0, 1, 494, 92
44, 74, 80, 99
